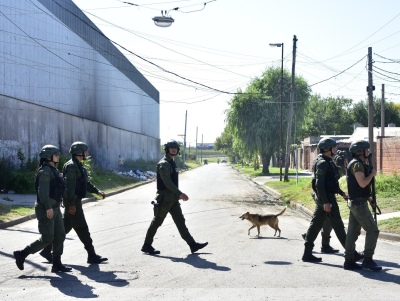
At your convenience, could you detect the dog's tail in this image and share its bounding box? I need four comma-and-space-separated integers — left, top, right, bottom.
275, 206, 287, 217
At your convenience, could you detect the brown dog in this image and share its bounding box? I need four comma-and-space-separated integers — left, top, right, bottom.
239, 207, 286, 237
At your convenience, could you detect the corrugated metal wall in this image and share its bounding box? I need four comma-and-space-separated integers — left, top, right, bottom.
0, 0, 160, 168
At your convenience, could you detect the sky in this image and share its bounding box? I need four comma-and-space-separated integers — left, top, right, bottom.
71, 0, 400, 146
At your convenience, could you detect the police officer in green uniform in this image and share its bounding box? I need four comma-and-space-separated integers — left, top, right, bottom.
343, 140, 381, 271
141, 140, 208, 255
302, 138, 363, 262
13, 145, 72, 273
334, 150, 348, 178
40, 141, 107, 264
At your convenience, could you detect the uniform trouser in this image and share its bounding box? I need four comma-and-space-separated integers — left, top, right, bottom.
344, 200, 379, 260
28, 206, 65, 256
313, 193, 333, 246
321, 218, 333, 246
304, 195, 347, 253
63, 199, 94, 253
144, 198, 195, 246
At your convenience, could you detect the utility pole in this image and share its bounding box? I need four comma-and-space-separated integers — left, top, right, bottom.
196, 126, 198, 163
201, 134, 203, 163
367, 47, 375, 155
183, 110, 187, 168
284, 35, 297, 182
380, 84, 385, 174
269, 42, 284, 181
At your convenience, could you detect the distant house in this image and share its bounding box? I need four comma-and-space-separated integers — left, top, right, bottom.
298, 126, 400, 174
196, 143, 214, 150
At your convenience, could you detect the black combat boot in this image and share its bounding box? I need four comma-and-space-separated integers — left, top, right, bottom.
13, 247, 30, 270
321, 245, 339, 254
87, 254, 108, 264
189, 242, 208, 254
141, 244, 160, 255
39, 245, 53, 263
51, 256, 72, 273
354, 251, 365, 262
85, 245, 108, 264
302, 251, 322, 262
362, 257, 382, 271
343, 260, 362, 270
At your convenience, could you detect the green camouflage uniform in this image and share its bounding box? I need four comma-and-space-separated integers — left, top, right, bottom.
62, 157, 101, 254
304, 155, 347, 253
144, 154, 195, 246
28, 162, 65, 256
344, 160, 379, 260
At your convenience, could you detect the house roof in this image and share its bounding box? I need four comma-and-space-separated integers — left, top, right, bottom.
338, 127, 400, 143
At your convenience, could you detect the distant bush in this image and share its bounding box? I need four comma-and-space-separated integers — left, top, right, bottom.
121, 158, 158, 172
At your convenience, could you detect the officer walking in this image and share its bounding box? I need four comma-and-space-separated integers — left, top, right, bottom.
13, 145, 72, 272
302, 138, 363, 262
141, 140, 208, 255
334, 150, 348, 177
40, 141, 107, 264
343, 140, 381, 271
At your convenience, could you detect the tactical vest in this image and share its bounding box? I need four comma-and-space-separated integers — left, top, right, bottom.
157, 158, 178, 190
346, 158, 371, 199
35, 165, 65, 203
312, 155, 340, 194
74, 162, 88, 198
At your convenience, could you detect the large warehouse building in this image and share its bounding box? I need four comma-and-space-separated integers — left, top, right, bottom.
0, 0, 160, 168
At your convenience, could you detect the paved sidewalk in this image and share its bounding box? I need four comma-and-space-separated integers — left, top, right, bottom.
0, 180, 152, 229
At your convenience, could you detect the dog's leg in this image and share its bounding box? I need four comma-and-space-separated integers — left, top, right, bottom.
257, 226, 260, 237
248, 225, 256, 235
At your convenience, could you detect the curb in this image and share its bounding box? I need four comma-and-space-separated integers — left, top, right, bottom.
290, 200, 400, 242
0, 179, 154, 230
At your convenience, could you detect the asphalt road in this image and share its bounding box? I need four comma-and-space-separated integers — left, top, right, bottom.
0, 163, 399, 301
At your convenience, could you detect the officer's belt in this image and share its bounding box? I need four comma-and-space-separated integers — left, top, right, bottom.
349, 197, 368, 205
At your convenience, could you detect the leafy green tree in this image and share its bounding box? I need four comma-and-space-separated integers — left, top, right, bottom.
225, 67, 310, 174
298, 95, 354, 137
351, 97, 400, 127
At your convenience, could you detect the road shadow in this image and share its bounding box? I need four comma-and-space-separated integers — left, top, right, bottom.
315, 259, 400, 285
1, 250, 47, 272
249, 236, 288, 240
359, 259, 400, 285
264, 261, 292, 265
149, 253, 231, 271
68, 264, 131, 287
19, 273, 97, 298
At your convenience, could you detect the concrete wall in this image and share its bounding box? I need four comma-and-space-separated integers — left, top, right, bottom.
0, 95, 160, 168
0, 0, 160, 168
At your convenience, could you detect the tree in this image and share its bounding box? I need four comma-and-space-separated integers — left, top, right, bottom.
224, 67, 310, 174
351, 97, 400, 127
298, 95, 354, 137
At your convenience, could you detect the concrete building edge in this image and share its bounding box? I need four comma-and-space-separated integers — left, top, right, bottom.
0, 179, 154, 230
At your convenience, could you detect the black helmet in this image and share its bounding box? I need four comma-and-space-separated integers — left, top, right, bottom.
349, 140, 370, 154
69, 141, 89, 155
164, 139, 180, 153
337, 150, 345, 156
317, 138, 336, 152
39, 145, 60, 159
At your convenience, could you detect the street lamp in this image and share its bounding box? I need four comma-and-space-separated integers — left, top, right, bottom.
153, 9, 176, 27
152, 15, 174, 27
269, 42, 284, 181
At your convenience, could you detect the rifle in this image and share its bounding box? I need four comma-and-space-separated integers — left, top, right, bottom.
367, 154, 381, 224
